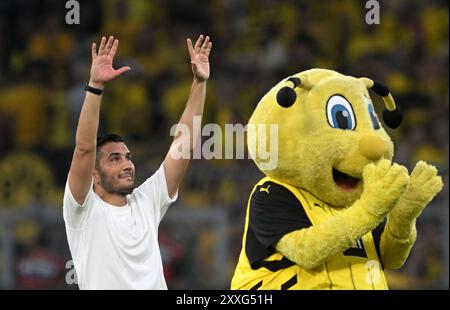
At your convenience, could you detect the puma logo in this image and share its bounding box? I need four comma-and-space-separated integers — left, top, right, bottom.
259, 185, 271, 194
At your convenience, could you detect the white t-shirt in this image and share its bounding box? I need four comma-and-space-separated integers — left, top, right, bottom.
63, 164, 177, 290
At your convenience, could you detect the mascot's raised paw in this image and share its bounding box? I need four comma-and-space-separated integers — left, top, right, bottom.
361, 159, 410, 218
392, 161, 443, 220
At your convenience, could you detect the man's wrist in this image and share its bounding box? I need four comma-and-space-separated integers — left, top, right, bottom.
85, 81, 104, 96
193, 76, 207, 84
88, 80, 105, 90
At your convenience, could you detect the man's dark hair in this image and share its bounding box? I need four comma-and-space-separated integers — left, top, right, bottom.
97, 133, 125, 149
96, 133, 125, 167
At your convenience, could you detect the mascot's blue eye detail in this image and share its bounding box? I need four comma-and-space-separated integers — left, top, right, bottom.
326, 95, 356, 130
366, 98, 380, 130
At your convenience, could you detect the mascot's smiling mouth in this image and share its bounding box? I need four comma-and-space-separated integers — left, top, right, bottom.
333, 168, 360, 191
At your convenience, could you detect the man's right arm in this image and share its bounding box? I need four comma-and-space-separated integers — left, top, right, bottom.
68, 36, 130, 205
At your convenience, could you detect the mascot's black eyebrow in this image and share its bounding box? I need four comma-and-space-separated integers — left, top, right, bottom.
360, 78, 403, 129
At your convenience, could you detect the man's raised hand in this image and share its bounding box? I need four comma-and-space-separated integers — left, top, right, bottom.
90, 36, 131, 88
187, 35, 212, 82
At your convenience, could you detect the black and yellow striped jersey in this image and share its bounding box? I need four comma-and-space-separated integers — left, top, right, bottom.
231, 177, 388, 290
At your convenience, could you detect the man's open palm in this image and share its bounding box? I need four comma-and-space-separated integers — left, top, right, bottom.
90, 36, 130, 86
187, 35, 212, 82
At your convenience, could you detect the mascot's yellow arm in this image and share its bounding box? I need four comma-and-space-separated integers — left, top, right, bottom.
379, 215, 417, 270
276, 199, 384, 270
276, 204, 417, 270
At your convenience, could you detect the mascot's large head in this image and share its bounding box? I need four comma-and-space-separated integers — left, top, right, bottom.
248, 69, 403, 207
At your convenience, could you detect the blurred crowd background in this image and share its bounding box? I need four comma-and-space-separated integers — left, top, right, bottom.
0, 0, 448, 289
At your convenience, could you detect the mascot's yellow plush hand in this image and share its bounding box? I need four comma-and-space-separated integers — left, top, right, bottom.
386, 161, 443, 240
379, 161, 443, 269
360, 159, 410, 218
391, 161, 443, 221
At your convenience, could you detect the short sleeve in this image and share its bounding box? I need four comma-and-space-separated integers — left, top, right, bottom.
63, 179, 95, 230
134, 164, 178, 223
246, 181, 312, 265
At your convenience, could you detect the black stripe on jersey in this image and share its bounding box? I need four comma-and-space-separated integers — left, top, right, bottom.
246, 181, 312, 267
249, 281, 263, 290
372, 219, 386, 269
252, 257, 295, 272
281, 275, 298, 290
343, 238, 368, 258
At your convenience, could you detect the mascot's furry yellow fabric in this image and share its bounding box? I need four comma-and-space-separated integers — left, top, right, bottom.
231, 69, 443, 290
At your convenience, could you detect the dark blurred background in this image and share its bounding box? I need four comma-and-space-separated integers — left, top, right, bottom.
0, 0, 448, 289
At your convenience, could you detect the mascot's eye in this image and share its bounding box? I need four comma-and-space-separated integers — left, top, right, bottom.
365, 97, 380, 130
326, 95, 356, 130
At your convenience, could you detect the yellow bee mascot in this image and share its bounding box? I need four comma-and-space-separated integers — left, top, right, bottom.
231, 69, 443, 290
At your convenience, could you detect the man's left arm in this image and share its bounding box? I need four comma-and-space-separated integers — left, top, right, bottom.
163, 35, 213, 198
